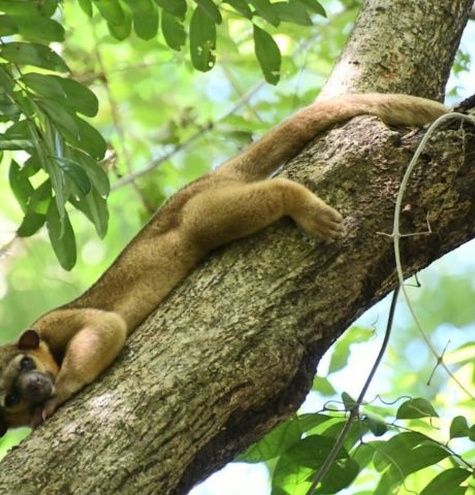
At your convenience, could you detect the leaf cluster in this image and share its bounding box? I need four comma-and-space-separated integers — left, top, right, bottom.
0, 1, 109, 269
77, 0, 326, 84
238, 396, 475, 495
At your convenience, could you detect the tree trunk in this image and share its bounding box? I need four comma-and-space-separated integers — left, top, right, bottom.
0, 1, 473, 494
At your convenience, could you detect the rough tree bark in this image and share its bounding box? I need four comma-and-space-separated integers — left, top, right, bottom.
0, 1, 473, 494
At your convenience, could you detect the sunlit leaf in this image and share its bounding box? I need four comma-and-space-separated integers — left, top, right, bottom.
450, 415, 470, 439
22, 73, 99, 117
10, 15, 65, 42
0, 15, 18, 36
17, 180, 52, 237
341, 391, 357, 411
46, 201, 77, 270
161, 11, 186, 50
297, 0, 326, 16
194, 0, 222, 23
92, 0, 125, 24
68, 117, 107, 160
396, 398, 439, 419
420, 467, 471, 495
311, 376, 337, 396
189, 5, 216, 72
37, 98, 79, 139
272, 435, 358, 495
127, 0, 159, 40
9, 160, 34, 213
236, 418, 301, 463
70, 188, 109, 238
0, 42, 69, 72
78, 0, 93, 17
56, 157, 92, 197
249, 0, 280, 26
223, 0, 252, 18
275, 0, 313, 26
155, 0, 187, 18
365, 414, 388, 437
253, 24, 281, 84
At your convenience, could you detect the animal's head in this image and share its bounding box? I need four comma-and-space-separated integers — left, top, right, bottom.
0, 330, 59, 436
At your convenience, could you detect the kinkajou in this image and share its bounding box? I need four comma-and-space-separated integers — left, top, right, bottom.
0, 93, 446, 434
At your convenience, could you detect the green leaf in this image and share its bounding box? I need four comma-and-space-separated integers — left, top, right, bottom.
194, 0, 222, 23
189, 6, 216, 72
420, 468, 471, 495
373, 432, 450, 484
272, 435, 358, 495
70, 150, 110, 197
70, 188, 109, 238
237, 419, 302, 463
450, 415, 470, 439
161, 11, 186, 50
296, 413, 338, 434
22, 73, 99, 117
78, 0, 93, 17
0, 15, 18, 36
127, 0, 159, 40
253, 24, 281, 84
341, 391, 357, 411
10, 15, 65, 42
469, 425, 475, 441
373, 432, 429, 472
274, 0, 313, 26
9, 160, 34, 213
17, 212, 47, 237
46, 201, 77, 270
0, 1, 40, 15
56, 157, 92, 197
37, 97, 79, 139
296, 0, 326, 16
396, 398, 439, 419
67, 117, 107, 160
223, 0, 252, 18
92, 0, 125, 24
0, 42, 69, 72
107, 12, 132, 40
155, 0, 187, 18
0, 136, 35, 150
17, 180, 52, 237
38, 0, 61, 17
4, 119, 31, 141
311, 376, 336, 396
365, 414, 388, 437
249, 0, 280, 26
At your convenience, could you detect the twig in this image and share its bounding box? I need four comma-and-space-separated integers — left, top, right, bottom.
305, 287, 400, 495
392, 111, 475, 401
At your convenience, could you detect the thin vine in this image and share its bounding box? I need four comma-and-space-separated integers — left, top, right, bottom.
306, 110, 475, 495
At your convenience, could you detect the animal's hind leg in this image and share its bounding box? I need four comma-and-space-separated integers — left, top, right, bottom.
181, 178, 344, 251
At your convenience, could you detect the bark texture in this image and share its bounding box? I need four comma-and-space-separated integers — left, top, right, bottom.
0, 1, 473, 494
320, 0, 468, 99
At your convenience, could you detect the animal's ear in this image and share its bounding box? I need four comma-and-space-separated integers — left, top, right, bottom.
18, 330, 40, 350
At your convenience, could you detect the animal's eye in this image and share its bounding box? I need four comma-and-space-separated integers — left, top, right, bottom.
20, 356, 35, 372
4, 391, 21, 409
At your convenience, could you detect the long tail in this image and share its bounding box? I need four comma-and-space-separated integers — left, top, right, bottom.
216, 93, 447, 182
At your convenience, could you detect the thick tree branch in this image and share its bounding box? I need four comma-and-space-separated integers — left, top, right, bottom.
0, 0, 473, 494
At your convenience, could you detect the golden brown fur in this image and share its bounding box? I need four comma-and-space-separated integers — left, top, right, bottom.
0, 94, 446, 434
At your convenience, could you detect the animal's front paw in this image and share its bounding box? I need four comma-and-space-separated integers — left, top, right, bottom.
30, 398, 61, 429
295, 197, 345, 240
